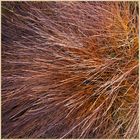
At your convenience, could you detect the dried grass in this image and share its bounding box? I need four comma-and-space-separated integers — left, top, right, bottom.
1, 1, 139, 138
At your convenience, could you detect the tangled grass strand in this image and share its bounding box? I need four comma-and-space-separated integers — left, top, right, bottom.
2, 1, 139, 139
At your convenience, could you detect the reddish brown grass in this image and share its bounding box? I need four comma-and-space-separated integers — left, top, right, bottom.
1, 1, 139, 139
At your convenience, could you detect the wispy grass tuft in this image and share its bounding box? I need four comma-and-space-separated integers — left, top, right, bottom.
2, 1, 139, 139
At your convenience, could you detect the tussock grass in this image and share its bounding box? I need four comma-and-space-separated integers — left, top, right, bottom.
2, 1, 139, 139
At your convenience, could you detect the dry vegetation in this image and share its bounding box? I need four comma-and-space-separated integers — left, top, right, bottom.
1, 1, 139, 139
